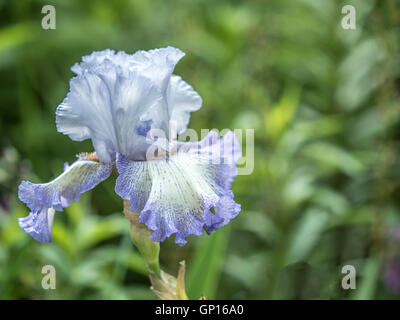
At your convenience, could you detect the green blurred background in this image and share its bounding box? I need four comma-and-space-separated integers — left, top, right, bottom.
1, 0, 400, 299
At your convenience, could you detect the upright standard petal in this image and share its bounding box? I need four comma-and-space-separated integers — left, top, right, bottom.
167, 75, 202, 135
18, 155, 112, 242
71, 47, 185, 94
128, 47, 185, 93
58, 47, 202, 160
71, 49, 121, 75
130, 48, 202, 135
56, 70, 165, 162
115, 131, 241, 245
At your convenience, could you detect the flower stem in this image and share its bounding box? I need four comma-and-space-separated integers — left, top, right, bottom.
123, 200, 191, 299
123, 200, 161, 278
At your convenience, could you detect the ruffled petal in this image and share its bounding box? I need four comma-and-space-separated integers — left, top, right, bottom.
115, 153, 152, 213
71, 47, 184, 94
18, 156, 112, 242
203, 193, 241, 234
56, 70, 165, 162
71, 49, 121, 75
128, 47, 185, 93
18, 208, 55, 243
57, 47, 200, 161
115, 131, 241, 245
167, 75, 202, 134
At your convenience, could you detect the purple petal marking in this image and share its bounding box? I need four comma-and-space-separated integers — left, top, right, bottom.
18, 158, 112, 242
18, 208, 55, 243
115, 130, 242, 246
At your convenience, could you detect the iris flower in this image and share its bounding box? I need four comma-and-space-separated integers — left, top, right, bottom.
18, 47, 241, 245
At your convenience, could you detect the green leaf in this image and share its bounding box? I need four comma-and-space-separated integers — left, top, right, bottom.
285, 208, 329, 264
187, 226, 231, 299
302, 142, 365, 176
351, 254, 382, 300
78, 215, 127, 250
265, 86, 301, 141
0, 23, 35, 51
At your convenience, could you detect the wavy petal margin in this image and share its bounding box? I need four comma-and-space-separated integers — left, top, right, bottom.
115, 131, 241, 245
18, 157, 112, 242
57, 47, 201, 161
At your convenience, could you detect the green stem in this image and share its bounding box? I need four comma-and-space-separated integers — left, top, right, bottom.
123, 200, 161, 278
123, 200, 191, 299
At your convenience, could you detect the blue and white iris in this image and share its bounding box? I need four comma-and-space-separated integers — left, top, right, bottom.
18, 47, 241, 245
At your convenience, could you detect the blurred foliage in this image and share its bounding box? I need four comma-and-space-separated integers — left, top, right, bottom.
1, 0, 400, 299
